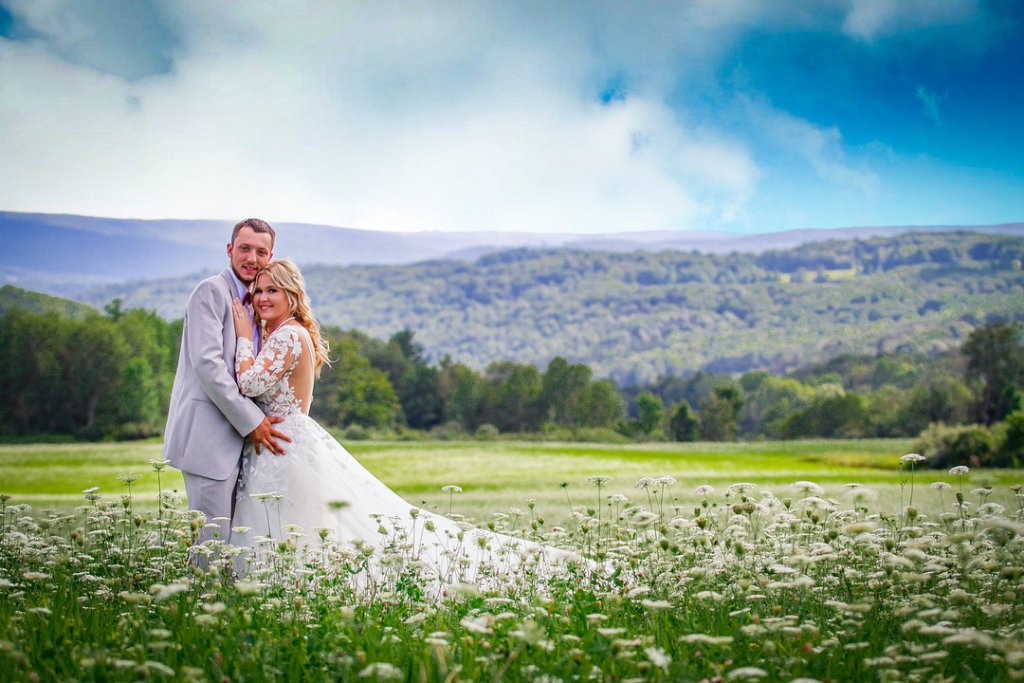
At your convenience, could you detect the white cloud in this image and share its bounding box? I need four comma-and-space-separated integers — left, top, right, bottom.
0, 1, 771, 232
915, 86, 943, 127
0, 1, 999, 234
841, 0, 976, 41
741, 96, 878, 197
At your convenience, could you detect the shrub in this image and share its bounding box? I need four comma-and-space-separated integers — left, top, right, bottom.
343, 424, 371, 441
996, 410, 1024, 468
430, 420, 467, 441
474, 423, 500, 440
915, 422, 996, 469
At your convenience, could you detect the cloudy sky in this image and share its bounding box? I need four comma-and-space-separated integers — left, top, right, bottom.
1, 1, 1022, 234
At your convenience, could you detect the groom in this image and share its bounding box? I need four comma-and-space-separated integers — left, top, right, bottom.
163, 218, 290, 555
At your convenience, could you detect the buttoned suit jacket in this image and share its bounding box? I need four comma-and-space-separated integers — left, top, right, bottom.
163, 268, 265, 480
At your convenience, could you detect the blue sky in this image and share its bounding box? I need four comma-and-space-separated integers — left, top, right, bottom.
1, 0, 1022, 234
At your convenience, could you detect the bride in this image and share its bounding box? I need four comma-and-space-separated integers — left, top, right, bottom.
227, 260, 576, 586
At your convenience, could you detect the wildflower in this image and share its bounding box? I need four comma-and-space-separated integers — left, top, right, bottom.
640, 599, 672, 610
597, 628, 627, 637
636, 477, 655, 489
726, 666, 768, 680
149, 583, 189, 602
791, 481, 825, 496
679, 634, 734, 645
943, 629, 996, 649
931, 482, 951, 491
949, 466, 969, 476
147, 459, 171, 471
358, 662, 403, 681
587, 476, 612, 487
441, 485, 463, 494
460, 614, 494, 634
644, 646, 671, 669
726, 483, 757, 496
694, 485, 714, 496
235, 580, 262, 595
117, 473, 141, 484
901, 453, 926, 464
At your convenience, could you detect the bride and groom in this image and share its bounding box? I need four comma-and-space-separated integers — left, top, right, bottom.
163, 219, 573, 583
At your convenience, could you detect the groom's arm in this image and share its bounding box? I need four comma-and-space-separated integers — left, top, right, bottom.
186, 280, 266, 438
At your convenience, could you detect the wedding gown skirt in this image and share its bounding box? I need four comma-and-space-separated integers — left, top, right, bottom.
229, 413, 575, 586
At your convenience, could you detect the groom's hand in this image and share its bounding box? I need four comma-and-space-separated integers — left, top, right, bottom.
249, 416, 291, 456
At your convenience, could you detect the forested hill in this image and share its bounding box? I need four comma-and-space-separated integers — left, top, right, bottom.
0, 285, 96, 319
78, 232, 1024, 384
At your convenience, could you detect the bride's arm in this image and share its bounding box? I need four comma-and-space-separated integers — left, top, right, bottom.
235, 325, 303, 397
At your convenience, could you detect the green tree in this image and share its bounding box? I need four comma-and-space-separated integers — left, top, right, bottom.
699, 385, 744, 441
479, 361, 545, 433
635, 391, 665, 438
541, 357, 592, 427
575, 379, 624, 428
438, 358, 482, 431
739, 372, 813, 438
330, 338, 400, 428
668, 400, 699, 442
963, 322, 1024, 425
782, 392, 870, 439
897, 378, 972, 435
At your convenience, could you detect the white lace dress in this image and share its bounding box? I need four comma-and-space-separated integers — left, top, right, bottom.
228, 324, 575, 586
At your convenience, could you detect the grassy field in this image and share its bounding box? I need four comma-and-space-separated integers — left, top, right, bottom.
2, 437, 1021, 522
4, 437, 1024, 681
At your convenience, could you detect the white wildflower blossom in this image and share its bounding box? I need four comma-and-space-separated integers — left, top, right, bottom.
358, 662, 403, 681
727, 666, 769, 680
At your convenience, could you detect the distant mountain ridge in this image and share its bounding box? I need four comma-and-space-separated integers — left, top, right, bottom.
3, 210, 1022, 297
69, 231, 1024, 384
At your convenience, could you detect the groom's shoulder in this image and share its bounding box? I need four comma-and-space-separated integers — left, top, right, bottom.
188, 270, 231, 301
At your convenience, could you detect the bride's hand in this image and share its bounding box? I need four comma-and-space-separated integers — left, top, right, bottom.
232, 298, 253, 340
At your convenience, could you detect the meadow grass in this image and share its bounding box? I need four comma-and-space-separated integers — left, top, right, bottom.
2, 437, 1020, 522
1, 439, 1023, 681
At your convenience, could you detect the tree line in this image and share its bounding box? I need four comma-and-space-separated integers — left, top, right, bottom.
77, 231, 1024, 386
2, 292, 1022, 467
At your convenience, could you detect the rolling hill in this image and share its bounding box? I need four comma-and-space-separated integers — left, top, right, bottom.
71, 231, 1024, 384
3, 210, 1022, 297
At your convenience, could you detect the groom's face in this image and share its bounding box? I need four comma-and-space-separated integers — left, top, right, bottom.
227, 227, 273, 283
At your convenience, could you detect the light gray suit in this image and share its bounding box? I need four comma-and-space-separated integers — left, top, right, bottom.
164, 268, 265, 540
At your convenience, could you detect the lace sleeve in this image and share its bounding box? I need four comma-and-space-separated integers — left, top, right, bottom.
236, 326, 303, 398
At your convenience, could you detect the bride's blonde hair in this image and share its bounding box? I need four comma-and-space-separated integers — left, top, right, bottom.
251, 260, 330, 376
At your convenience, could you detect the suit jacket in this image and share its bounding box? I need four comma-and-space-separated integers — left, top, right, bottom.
163, 268, 266, 480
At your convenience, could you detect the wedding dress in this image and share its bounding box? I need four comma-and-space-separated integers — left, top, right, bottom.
228, 324, 576, 587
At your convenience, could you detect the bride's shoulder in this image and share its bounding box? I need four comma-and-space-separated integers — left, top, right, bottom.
273, 322, 311, 348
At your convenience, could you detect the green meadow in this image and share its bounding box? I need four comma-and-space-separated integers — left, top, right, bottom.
3, 437, 1020, 522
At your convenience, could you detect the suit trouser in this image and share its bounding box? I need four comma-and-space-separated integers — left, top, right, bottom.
183, 470, 240, 566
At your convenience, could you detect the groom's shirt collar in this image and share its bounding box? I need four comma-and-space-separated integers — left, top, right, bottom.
228, 269, 249, 301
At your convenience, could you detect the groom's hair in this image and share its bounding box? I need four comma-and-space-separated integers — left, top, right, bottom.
231, 218, 276, 248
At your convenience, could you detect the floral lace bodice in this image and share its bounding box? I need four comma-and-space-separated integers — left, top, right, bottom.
235, 325, 311, 417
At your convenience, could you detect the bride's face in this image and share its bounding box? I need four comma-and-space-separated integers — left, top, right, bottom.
252, 273, 291, 327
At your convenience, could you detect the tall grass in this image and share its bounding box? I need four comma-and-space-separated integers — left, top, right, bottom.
2, 451, 1023, 681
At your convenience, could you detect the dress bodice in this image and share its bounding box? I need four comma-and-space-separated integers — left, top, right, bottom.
235, 324, 313, 417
